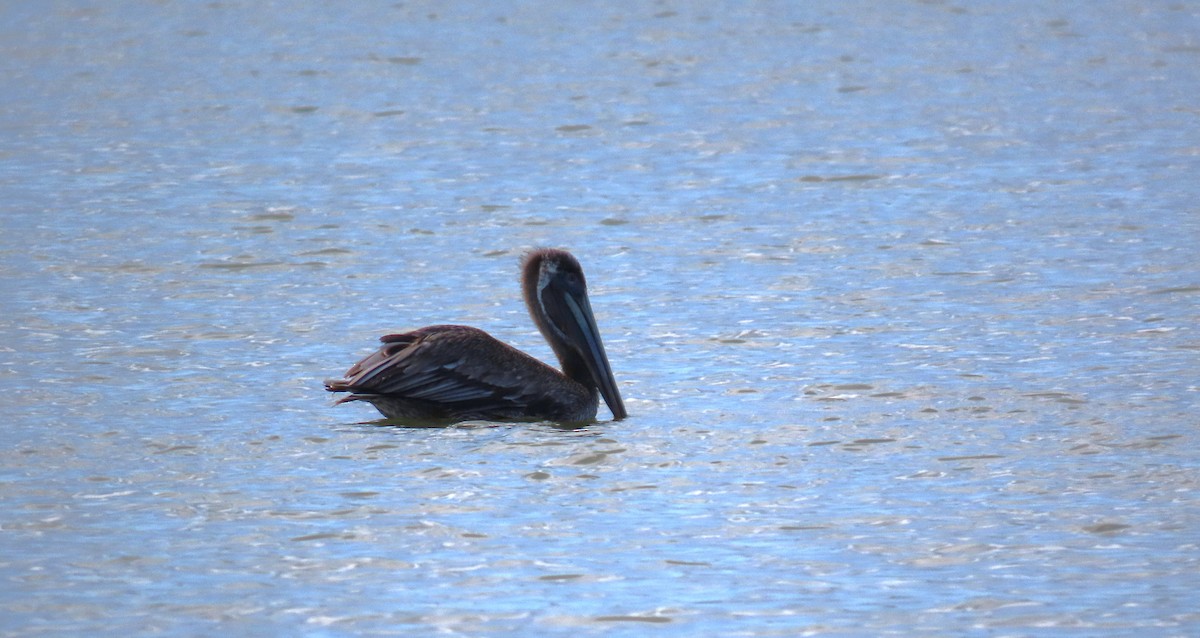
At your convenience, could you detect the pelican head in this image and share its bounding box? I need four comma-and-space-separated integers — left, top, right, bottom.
521, 249, 627, 420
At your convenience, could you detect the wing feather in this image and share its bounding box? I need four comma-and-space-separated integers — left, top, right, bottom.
328, 325, 569, 414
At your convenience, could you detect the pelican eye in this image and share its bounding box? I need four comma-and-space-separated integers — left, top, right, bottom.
536, 260, 557, 295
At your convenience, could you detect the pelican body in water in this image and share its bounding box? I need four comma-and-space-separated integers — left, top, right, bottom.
325, 248, 627, 423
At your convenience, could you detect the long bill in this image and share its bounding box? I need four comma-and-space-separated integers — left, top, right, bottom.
561, 291, 628, 420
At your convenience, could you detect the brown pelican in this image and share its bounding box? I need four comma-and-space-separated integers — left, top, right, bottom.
325, 248, 627, 423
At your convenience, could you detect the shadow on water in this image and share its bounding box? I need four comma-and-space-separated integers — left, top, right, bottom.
338, 416, 606, 433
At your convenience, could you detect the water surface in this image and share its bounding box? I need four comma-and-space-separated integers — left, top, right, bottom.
2, 1, 1198, 635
